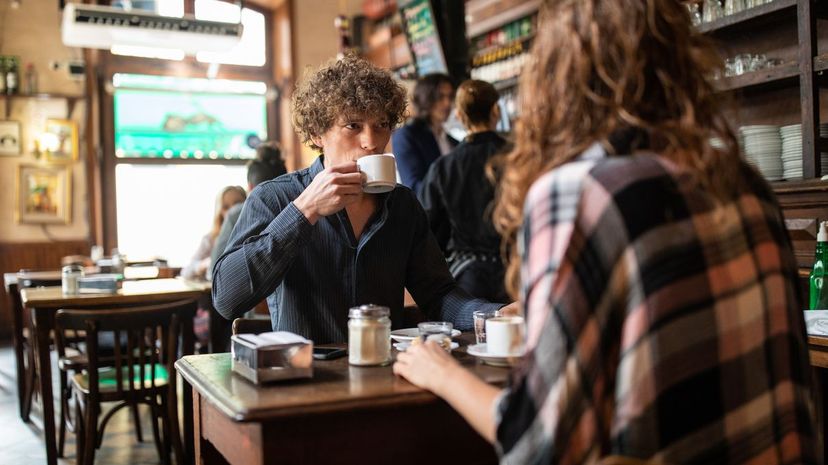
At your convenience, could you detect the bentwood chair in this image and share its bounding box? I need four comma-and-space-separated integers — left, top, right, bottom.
55, 299, 197, 465
231, 317, 272, 336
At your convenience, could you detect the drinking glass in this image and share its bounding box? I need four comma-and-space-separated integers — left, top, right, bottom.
473, 310, 500, 344
725, 0, 745, 15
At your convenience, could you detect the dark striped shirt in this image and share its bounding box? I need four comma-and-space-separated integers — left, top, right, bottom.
212, 156, 501, 343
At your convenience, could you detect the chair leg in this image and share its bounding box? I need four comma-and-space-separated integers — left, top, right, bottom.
21, 346, 36, 421
159, 393, 173, 465
57, 370, 69, 457
82, 403, 97, 465
166, 389, 183, 465
147, 397, 166, 465
130, 400, 144, 443
74, 393, 85, 465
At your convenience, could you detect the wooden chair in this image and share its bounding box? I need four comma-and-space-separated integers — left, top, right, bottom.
232, 317, 272, 336
55, 299, 197, 465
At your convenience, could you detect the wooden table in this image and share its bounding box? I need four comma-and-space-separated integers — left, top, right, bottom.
176, 336, 506, 465
21, 278, 210, 465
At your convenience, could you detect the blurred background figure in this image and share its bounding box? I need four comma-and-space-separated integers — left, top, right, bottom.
210, 141, 287, 278
418, 79, 509, 302
181, 185, 247, 281
392, 73, 457, 195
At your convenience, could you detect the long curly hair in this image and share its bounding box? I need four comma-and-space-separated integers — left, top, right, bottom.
292, 55, 408, 151
492, 0, 742, 298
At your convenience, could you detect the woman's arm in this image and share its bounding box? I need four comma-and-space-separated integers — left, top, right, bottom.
393, 342, 503, 443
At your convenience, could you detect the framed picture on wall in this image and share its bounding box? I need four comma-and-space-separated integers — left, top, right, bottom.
0, 120, 22, 156
43, 119, 79, 163
16, 164, 72, 224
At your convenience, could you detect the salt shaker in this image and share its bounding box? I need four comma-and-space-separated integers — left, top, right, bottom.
61, 264, 83, 295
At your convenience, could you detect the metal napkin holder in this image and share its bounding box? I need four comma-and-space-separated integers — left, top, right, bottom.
231, 332, 314, 384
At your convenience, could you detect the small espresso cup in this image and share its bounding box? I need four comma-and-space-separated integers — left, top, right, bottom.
485, 316, 526, 356
356, 154, 397, 194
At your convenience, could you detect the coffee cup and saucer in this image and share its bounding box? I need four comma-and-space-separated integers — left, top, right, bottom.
467, 316, 526, 367
356, 153, 397, 194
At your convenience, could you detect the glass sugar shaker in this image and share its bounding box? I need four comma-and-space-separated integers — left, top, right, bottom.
347, 304, 391, 366
61, 264, 83, 295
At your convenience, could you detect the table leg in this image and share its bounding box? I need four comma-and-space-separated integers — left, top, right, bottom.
31, 306, 57, 465
8, 283, 29, 421
182, 313, 195, 465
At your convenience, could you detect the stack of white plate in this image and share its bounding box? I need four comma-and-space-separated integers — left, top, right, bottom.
740, 125, 782, 181
779, 123, 828, 180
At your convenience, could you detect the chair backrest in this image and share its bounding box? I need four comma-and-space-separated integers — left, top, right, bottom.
55, 299, 198, 401
232, 317, 272, 336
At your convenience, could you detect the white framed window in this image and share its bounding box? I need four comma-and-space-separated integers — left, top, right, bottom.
195, 0, 266, 67
115, 164, 247, 267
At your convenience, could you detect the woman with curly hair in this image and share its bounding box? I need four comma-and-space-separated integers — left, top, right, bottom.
394, 1, 818, 463
211, 56, 507, 343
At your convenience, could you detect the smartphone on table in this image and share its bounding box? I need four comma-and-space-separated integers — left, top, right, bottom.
312, 347, 347, 360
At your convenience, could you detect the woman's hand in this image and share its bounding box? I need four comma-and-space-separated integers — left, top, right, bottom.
393, 341, 460, 395
499, 301, 521, 317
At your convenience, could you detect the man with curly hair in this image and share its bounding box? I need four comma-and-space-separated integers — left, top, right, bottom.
211, 56, 506, 343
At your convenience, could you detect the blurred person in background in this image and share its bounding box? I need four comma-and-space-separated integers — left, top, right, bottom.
394, 1, 818, 463
419, 79, 509, 302
392, 73, 457, 195
181, 185, 246, 281
209, 141, 287, 278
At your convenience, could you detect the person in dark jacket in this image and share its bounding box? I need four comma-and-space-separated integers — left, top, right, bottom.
392, 73, 457, 195
418, 79, 509, 302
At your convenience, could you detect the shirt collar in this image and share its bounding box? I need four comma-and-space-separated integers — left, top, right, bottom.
309, 155, 325, 180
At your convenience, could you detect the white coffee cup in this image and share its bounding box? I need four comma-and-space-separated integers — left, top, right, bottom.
485, 316, 526, 356
356, 154, 396, 194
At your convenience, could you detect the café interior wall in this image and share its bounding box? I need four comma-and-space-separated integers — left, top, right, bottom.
0, 0, 89, 243
293, 0, 363, 168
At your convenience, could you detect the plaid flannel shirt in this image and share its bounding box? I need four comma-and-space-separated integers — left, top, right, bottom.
495, 145, 818, 464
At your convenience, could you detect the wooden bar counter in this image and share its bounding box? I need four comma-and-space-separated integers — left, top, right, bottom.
176, 337, 506, 465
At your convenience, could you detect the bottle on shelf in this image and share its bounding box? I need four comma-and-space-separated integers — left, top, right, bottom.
0, 57, 6, 95
23, 63, 37, 95
810, 221, 828, 309
5, 57, 19, 95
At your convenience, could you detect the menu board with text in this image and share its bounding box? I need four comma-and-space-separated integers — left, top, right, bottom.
399, 0, 448, 76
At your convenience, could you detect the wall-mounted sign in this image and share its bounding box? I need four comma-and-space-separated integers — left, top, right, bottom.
399, 0, 448, 77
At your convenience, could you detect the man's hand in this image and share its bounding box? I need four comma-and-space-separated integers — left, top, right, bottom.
293, 161, 363, 224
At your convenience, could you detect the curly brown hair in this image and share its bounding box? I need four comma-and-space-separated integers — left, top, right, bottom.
492, 0, 743, 298
292, 55, 408, 151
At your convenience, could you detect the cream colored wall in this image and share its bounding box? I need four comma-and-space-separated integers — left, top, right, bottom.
0, 0, 88, 242
292, 0, 362, 167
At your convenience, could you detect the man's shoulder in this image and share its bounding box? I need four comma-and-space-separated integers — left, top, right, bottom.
249, 168, 310, 203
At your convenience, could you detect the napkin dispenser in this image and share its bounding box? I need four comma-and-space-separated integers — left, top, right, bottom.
231, 332, 313, 384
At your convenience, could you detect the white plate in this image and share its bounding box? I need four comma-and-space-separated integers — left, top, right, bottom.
389, 328, 462, 342
466, 343, 525, 367
393, 341, 459, 352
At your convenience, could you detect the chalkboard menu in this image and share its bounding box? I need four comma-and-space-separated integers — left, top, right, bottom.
399, 0, 448, 76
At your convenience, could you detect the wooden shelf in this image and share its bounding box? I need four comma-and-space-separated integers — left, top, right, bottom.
2, 93, 86, 119
771, 178, 828, 193
472, 33, 534, 62
712, 62, 799, 92
697, 0, 797, 34
466, 0, 540, 38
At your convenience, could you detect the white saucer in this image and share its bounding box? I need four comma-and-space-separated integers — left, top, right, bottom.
394, 341, 459, 352
389, 328, 462, 343
466, 343, 525, 367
